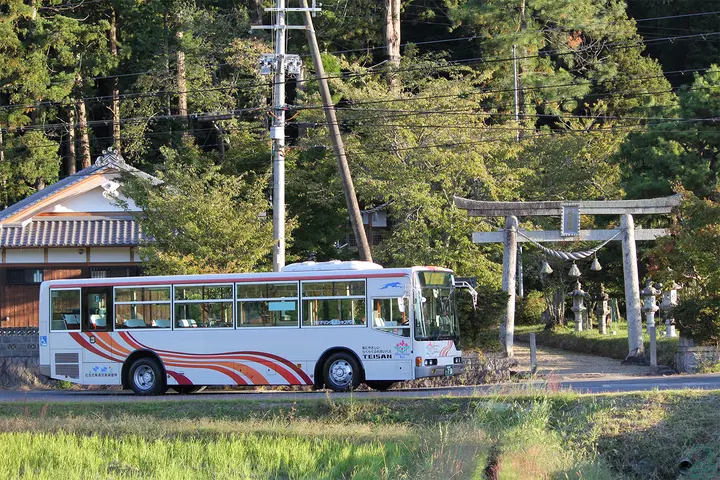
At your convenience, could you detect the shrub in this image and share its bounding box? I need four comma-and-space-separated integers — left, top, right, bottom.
674, 296, 720, 345
516, 290, 546, 325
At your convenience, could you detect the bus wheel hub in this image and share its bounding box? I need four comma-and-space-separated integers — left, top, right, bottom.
330, 360, 352, 385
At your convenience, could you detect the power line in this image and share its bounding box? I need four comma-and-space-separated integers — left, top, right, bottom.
1, 32, 716, 119
1, 28, 717, 115
634, 10, 720, 22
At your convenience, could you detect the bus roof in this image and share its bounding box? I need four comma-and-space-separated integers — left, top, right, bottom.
41, 263, 453, 289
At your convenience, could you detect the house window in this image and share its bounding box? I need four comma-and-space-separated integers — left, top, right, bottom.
91, 267, 134, 278
6, 269, 43, 285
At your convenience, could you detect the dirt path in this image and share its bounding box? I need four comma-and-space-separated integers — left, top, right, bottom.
511, 342, 651, 379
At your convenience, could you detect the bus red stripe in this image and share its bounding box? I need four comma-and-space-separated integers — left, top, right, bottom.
166, 370, 193, 386
125, 333, 309, 384
69, 333, 121, 362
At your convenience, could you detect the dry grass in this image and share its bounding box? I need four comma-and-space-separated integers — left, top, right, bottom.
2, 390, 720, 478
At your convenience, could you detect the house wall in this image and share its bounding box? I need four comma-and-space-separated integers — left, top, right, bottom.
0, 262, 139, 328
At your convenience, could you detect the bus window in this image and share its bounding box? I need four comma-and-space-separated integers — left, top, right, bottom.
236, 282, 298, 327
115, 286, 171, 329
371, 297, 410, 337
301, 280, 366, 327
174, 284, 233, 328
50, 289, 81, 331
82, 287, 112, 332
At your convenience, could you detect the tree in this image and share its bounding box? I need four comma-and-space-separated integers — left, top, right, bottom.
617, 67, 720, 199
295, 53, 515, 315
446, 0, 672, 123
120, 145, 274, 275
649, 187, 720, 344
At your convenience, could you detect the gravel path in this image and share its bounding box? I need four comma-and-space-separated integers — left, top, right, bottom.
512, 342, 652, 379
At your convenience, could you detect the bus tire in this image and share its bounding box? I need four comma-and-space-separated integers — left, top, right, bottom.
170, 386, 206, 394
128, 358, 165, 395
365, 381, 395, 391
323, 352, 361, 392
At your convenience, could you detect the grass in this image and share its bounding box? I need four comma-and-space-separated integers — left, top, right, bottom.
2, 390, 720, 478
516, 321, 678, 366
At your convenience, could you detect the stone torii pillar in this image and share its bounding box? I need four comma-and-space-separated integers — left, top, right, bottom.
454, 195, 680, 360
500, 216, 518, 357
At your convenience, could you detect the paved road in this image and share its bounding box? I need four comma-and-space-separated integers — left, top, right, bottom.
2, 374, 720, 403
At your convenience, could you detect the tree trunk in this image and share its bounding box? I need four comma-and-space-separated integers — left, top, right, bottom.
176, 30, 189, 137
384, 0, 401, 89
110, 7, 121, 150
75, 74, 92, 169
0, 126, 6, 209
66, 108, 77, 175
250, 0, 263, 24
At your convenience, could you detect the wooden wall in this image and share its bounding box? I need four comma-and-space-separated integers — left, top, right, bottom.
0, 267, 136, 328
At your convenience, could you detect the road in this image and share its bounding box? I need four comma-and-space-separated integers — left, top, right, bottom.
1, 374, 720, 403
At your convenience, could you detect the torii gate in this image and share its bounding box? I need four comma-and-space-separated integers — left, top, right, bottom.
454, 195, 681, 359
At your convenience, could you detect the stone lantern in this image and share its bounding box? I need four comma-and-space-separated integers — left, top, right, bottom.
570, 279, 588, 332
595, 283, 610, 335
660, 281, 681, 338
641, 279, 660, 369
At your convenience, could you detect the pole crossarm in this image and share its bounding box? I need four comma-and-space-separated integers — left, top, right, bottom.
455, 194, 681, 217
473, 228, 669, 244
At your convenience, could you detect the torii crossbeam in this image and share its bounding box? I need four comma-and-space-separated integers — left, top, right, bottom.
454, 194, 681, 360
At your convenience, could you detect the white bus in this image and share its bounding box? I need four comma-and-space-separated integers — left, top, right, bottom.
39, 261, 469, 395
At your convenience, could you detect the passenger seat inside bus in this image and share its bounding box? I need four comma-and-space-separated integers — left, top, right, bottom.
89, 314, 106, 329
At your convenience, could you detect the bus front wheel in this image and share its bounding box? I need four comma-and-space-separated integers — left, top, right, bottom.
128, 358, 165, 395
323, 353, 361, 392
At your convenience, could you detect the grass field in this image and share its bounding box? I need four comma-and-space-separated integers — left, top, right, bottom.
2, 390, 720, 479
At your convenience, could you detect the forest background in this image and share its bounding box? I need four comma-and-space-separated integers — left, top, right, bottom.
1, 0, 719, 343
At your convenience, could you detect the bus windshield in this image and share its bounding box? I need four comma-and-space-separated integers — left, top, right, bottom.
414, 271, 460, 343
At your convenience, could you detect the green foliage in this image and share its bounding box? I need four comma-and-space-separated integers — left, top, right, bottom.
0, 130, 60, 208
120, 145, 274, 275
516, 290, 546, 325
618, 67, 720, 198
447, 0, 672, 120
649, 187, 720, 344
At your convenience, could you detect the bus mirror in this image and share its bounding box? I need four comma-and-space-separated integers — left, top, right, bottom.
397, 297, 405, 313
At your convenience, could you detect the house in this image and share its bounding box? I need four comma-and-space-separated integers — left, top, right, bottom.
0, 148, 158, 328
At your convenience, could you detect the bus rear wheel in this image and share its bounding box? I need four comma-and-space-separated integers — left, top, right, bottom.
128, 358, 165, 395
365, 381, 395, 391
323, 353, 361, 392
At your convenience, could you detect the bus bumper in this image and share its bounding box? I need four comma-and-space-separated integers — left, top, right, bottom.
415, 363, 464, 378
39, 364, 51, 378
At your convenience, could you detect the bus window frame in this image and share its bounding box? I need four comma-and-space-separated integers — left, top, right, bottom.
82, 286, 114, 332
300, 279, 367, 328
173, 283, 234, 330
235, 281, 300, 329
49, 287, 82, 332
113, 285, 173, 330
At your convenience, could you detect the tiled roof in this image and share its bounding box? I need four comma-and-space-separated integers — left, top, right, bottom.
0, 220, 142, 247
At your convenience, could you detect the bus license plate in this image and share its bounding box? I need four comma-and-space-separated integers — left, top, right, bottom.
445, 365, 453, 376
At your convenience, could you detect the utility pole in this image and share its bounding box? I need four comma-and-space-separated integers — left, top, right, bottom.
271, 0, 287, 272
301, 0, 372, 261
512, 44, 520, 142
252, 0, 304, 272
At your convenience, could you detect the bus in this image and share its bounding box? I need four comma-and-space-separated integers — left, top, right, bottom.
39, 261, 471, 395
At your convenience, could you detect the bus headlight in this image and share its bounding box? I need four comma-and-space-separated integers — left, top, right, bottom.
454, 357, 463, 364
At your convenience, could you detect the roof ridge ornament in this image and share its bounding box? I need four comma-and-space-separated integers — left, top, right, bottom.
95, 147, 126, 167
